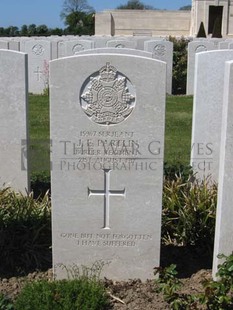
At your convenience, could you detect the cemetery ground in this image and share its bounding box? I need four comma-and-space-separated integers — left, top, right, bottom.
0, 94, 222, 309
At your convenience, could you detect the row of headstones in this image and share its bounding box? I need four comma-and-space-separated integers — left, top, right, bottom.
1, 47, 233, 281
3, 36, 233, 96
187, 38, 233, 95
0, 36, 173, 94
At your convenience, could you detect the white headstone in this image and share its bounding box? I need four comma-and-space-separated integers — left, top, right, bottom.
51, 39, 65, 60
57, 40, 66, 58
19, 37, 31, 52
106, 40, 136, 49
0, 50, 29, 192
191, 50, 233, 182
212, 60, 233, 278
0, 41, 9, 49
228, 42, 233, 50
211, 39, 225, 48
218, 41, 230, 49
76, 47, 153, 58
92, 36, 112, 48
25, 40, 51, 94
9, 41, 19, 51
144, 40, 173, 94
186, 41, 215, 95
65, 40, 94, 56
132, 37, 162, 50
50, 54, 166, 281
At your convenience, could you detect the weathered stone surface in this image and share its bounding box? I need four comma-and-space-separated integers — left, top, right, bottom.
95, 10, 191, 36
25, 40, 51, 94
50, 54, 166, 281
213, 60, 233, 278
186, 41, 215, 95
65, 40, 94, 56
144, 40, 173, 94
0, 41, 8, 49
191, 50, 233, 182
0, 50, 29, 192
76, 47, 153, 58
106, 40, 136, 49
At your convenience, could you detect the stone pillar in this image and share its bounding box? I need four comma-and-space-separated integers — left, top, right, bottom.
95, 12, 114, 36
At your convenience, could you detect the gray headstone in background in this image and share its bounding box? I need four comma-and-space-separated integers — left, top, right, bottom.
106, 40, 136, 49
212, 60, 233, 279
144, 40, 173, 94
228, 42, 233, 50
211, 38, 225, 48
19, 37, 31, 52
0, 41, 9, 49
25, 40, 51, 94
92, 36, 112, 48
132, 37, 163, 50
191, 50, 233, 182
186, 41, 215, 95
50, 54, 166, 281
218, 42, 230, 49
76, 47, 153, 58
9, 41, 20, 51
0, 50, 29, 192
65, 40, 94, 56
51, 39, 65, 60
58, 41, 66, 58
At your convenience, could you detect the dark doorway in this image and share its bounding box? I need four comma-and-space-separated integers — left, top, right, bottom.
208, 6, 223, 35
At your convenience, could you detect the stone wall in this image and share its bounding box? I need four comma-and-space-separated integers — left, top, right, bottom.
95, 10, 191, 36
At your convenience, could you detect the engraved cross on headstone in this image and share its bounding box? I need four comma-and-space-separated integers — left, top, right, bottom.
34, 66, 43, 81
88, 169, 126, 230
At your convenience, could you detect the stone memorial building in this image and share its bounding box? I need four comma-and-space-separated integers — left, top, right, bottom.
95, 0, 233, 38
191, 0, 233, 38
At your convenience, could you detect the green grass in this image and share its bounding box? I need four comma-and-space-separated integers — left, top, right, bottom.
165, 95, 193, 165
29, 94, 50, 140
28, 94, 193, 174
29, 94, 50, 173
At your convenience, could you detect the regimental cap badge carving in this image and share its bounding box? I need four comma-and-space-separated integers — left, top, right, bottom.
99, 62, 116, 82
195, 45, 207, 53
32, 44, 44, 56
80, 62, 136, 125
153, 44, 166, 57
73, 44, 84, 54
116, 44, 125, 48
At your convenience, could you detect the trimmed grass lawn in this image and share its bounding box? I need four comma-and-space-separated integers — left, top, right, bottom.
29, 95, 50, 173
165, 95, 193, 165
29, 94, 193, 174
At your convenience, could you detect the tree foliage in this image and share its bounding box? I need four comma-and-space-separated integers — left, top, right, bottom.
0, 0, 95, 36
117, 0, 155, 10
169, 36, 189, 95
60, 0, 95, 35
0, 21, 95, 36
60, 0, 94, 20
64, 11, 94, 35
179, 5, 192, 11
0, 24, 64, 37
